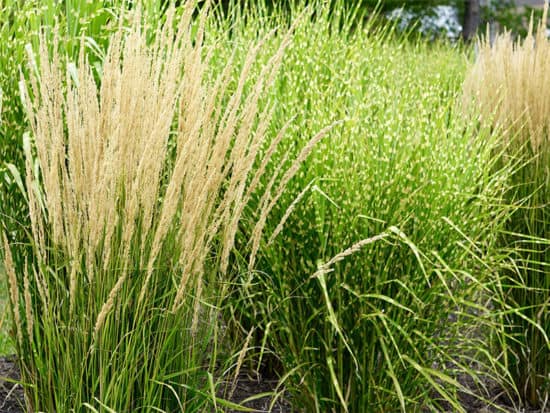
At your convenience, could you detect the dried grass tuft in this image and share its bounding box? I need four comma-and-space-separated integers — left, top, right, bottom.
463, 4, 550, 156
15, 0, 314, 348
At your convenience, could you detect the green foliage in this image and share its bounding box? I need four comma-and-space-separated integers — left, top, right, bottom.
463, 13, 550, 405
499, 158, 550, 406
0, 267, 14, 356
0, 0, 547, 411
219, 3, 513, 412
2, 2, 295, 411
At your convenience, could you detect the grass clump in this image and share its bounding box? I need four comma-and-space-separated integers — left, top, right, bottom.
222, 3, 512, 412
463, 6, 550, 408
0, 2, 120, 361
1, 2, 319, 410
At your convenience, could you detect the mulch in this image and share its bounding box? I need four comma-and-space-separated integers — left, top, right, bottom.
1, 355, 547, 412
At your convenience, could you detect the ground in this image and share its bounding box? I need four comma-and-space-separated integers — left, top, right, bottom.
0, 356, 24, 413
1, 354, 548, 412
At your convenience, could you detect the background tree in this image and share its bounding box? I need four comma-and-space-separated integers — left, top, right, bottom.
463, 0, 481, 41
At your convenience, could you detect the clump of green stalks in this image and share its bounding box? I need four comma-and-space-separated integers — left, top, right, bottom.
222, 2, 512, 412
2, 2, 324, 410
463, 6, 550, 408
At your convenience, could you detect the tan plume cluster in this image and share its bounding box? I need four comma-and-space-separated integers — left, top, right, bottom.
463, 3, 550, 156
13, 2, 323, 342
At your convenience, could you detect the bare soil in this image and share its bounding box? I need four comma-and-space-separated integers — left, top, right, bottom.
0, 356, 24, 413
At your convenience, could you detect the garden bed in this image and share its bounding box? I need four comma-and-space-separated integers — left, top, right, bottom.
0, 1, 548, 412
1, 355, 547, 413
0, 355, 293, 413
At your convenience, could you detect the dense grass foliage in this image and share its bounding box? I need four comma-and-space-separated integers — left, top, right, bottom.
0, 269, 12, 355
463, 7, 550, 407
2, 3, 322, 410
220, 5, 515, 412
0, 1, 547, 412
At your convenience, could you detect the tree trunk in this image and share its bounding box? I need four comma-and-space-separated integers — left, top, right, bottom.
463, 0, 481, 42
